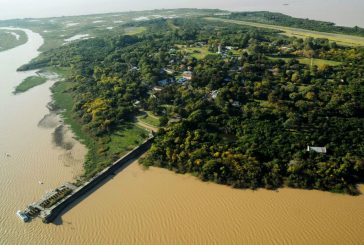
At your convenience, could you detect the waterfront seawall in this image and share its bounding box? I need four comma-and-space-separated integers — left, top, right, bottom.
42, 137, 154, 223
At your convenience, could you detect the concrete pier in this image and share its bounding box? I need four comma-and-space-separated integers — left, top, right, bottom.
22, 136, 154, 223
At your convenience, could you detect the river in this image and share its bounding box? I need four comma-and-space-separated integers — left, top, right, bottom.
1, 29, 364, 245
229, 0, 364, 28
0, 0, 363, 27
0, 29, 86, 244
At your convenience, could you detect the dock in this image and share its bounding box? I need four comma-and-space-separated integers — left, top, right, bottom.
20, 136, 154, 223
23, 183, 77, 219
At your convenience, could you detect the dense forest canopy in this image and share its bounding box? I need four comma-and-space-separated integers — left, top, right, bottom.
21, 14, 364, 194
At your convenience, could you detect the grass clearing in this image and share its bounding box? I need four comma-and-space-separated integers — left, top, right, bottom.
83, 123, 148, 179
107, 124, 148, 155
14, 75, 47, 94
181, 46, 216, 59
268, 56, 342, 67
137, 111, 160, 128
206, 17, 364, 47
124, 27, 146, 35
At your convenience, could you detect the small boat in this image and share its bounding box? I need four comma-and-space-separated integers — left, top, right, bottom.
16, 210, 29, 222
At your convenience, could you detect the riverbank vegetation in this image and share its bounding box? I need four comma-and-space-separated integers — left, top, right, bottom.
14, 75, 47, 94
0, 29, 27, 52
18, 12, 364, 194
50, 68, 148, 180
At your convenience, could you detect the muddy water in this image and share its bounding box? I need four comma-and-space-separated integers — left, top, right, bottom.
0, 29, 86, 244
1, 29, 364, 245
52, 161, 364, 245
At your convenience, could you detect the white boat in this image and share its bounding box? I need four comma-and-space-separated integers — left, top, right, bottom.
16, 210, 29, 222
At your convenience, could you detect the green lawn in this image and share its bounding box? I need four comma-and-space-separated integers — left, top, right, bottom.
107, 125, 148, 155
297, 57, 342, 66
268, 56, 342, 67
14, 75, 47, 94
83, 123, 148, 179
0, 29, 28, 52
182, 46, 216, 59
206, 17, 364, 47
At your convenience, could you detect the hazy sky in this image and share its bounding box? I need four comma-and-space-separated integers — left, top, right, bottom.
0, 0, 363, 27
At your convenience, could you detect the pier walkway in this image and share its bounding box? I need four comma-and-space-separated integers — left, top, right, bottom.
21, 136, 154, 223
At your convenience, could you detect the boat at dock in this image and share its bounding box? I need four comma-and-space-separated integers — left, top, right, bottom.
16, 210, 29, 222
18, 137, 154, 224
19, 182, 78, 223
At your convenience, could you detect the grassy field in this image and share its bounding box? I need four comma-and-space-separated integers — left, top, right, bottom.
268, 56, 342, 67
205, 17, 364, 47
0, 29, 28, 52
180, 46, 216, 59
14, 75, 47, 94
124, 27, 147, 35
51, 67, 149, 180
107, 125, 148, 156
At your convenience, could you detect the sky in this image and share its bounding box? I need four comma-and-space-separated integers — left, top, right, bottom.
0, 0, 363, 27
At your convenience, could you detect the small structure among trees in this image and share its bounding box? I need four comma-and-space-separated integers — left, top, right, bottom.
307, 146, 327, 153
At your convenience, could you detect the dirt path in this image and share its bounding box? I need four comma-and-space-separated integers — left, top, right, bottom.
136, 120, 158, 132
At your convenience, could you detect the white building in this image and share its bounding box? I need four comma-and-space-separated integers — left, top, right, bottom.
210, 90, 219, 99
307, 146, 327, 153
182, 71, 193, 80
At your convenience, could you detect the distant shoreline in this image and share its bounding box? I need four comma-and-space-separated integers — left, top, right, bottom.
0, 4, 363, 28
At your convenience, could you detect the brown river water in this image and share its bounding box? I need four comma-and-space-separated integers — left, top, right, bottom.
1, 29, 364, 245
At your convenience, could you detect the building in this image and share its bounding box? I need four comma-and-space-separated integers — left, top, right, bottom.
133, 100, 141, 107
158, 79, 169, 86
177, 77, 188, 84
210, 90, 219, 99
182, 71, 193, 80
163, 68, 175, 75
153, 86, 163, 92
217, 44, 222, 54
158, 78, 175, 86
307, 146, 327, 153
130, 66, 139, 71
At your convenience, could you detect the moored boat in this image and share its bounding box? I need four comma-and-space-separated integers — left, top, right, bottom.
16, 210, 29, 222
